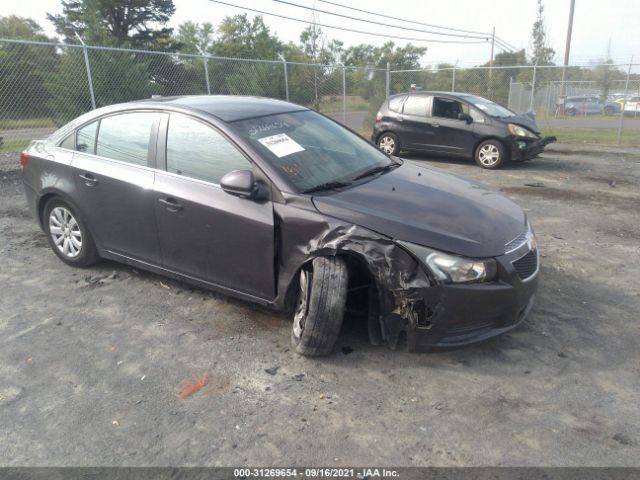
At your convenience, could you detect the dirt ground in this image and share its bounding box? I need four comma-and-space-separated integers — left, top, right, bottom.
0, 145, 639, 467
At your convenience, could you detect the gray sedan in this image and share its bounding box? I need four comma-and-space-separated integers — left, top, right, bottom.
21, 96, 538, 356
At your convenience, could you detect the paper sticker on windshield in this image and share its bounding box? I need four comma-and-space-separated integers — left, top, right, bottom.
258, 133, 305, 158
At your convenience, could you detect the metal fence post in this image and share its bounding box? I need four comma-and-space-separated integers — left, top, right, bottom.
279, 54, 289, 101
386, 62, 390, 99
341, 63, 346, 125
451, 67, 456, 92
530, 63, 537, 112
202, 54, 211, 95
75, 33, 96, 110
616, 56, 634, 145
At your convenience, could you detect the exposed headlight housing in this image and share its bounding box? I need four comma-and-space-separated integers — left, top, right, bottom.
397, 241, 497, 284
508, 123, 537, 138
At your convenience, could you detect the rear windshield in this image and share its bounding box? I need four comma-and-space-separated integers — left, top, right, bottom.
231, 110, 392, 192
463, 95, 515, 118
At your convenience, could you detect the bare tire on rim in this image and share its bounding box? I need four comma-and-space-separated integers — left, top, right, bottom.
475, 140, 507, 169
377, 133, 400, 156
291, 256, 349, 356
43, 198, 99, 267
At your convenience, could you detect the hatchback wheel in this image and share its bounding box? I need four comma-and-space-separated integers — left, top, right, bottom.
475, 140, 507, 169
291, 256, 349, 356
603, 106, 615, 116
44, 198, 99, 267
377, 133, 400, 156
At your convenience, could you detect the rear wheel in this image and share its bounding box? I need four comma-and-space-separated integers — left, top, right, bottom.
603, 106, 615, 116
291, 256, 349, 356
475, 140, 507, 169
377, 132, 400, 156
44, 198, 99, 267
566, 107, 576, 116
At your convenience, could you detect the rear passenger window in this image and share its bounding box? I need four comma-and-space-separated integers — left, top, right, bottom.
166, 114, 251, 184
402, 95, 428, 116
388, 96, 406, 112
76, 121, 98, 154
96, 112, 157, 166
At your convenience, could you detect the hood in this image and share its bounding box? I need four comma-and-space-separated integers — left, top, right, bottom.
312, 161, 526, 258
504, 111, 540, 134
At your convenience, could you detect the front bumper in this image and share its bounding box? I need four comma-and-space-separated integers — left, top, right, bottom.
510, 135, 557, 161
398, 250, 539, 350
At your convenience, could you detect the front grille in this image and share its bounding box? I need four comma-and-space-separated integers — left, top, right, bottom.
504, 229, 528, 253
512, 249, 538, 280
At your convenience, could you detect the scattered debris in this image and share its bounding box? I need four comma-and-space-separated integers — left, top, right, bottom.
140, 375, 146, 381
609, 179, 617, 188
557, 352, 568, 358
293, 373, 305, 381
524, 182, 545, 188
552, 233, 565, 240
177, 372, 209, 399
160, 281, 171, 289
264, 366, 279, 375
112, 420, 119, 426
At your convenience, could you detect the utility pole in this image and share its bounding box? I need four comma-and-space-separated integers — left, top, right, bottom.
559, 0, 576, 114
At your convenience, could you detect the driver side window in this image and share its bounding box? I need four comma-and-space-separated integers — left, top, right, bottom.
433, 97, 464, 119
166, 114, 251, 184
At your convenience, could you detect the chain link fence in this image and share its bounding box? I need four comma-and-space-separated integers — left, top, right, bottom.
2, 37, 639, 153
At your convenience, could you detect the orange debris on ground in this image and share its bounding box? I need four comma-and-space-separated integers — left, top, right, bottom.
177, 372, 209, 399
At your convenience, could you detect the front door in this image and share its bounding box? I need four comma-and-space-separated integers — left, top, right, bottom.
427, 97, 477, 156
154, 113, 276, 300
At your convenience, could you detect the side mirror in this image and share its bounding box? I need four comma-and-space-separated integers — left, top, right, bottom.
220, 169, 257, 198
458, 113, 473, 124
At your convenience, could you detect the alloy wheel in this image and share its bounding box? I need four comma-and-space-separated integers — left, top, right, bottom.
49, 206, 82, 258
293, 268, 310, 339
478, 144, 500, 167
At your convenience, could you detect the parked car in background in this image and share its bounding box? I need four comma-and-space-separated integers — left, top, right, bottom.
21, 95, 539, 356
623, 96, 640, 115
564, 96, 620, 116
372, 91, 556, 169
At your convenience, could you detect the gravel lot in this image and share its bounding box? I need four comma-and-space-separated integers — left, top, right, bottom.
0, 146, 639, 467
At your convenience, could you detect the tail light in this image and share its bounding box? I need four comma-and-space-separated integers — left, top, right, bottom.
375, 112, 383, 123
20, 150, 29, 169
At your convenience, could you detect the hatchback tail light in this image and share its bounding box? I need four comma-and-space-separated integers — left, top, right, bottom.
20, 150, 29, 169
375, 112, 383, 123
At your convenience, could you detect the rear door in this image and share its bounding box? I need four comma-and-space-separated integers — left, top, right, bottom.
71, 111, 162, 264
399, 94, 439, 150
154, 113, 276, 300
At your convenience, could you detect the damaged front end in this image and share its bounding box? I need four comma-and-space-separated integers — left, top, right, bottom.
272, 195, 537, 351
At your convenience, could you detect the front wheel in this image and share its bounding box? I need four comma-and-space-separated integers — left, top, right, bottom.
291, 256, 349, 356
377, 132, 400, 156
44, 198, 99, 267
475, 140, 507, 169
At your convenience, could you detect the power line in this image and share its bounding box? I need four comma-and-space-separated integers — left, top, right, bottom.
271, 0, 490, 40
318, 0, 519, 51
207, 0, 491, 44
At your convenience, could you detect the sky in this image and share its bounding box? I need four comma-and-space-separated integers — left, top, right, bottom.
6, 0, 640, 68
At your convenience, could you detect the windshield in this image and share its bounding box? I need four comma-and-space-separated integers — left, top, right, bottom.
231, 110, 392, 192
463, 95, 515, 118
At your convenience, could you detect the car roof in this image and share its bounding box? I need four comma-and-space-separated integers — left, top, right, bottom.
133, 95, 308, 122
389, 91, 482, 100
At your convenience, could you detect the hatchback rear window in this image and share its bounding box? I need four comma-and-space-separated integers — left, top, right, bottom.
388, 96, 406, 112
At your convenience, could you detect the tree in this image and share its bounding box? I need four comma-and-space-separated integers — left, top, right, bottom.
176, 21, 214, 54
0, 16, 55, 119
530, 0, 555, 66
47, 0, 176, 48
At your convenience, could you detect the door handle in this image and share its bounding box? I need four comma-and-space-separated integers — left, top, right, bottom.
158, 197, 183, 212
78, 173, 98, 186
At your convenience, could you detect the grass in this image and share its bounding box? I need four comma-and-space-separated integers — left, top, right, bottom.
314, 96, 370, 113
541, 128, 640, 146
0, 138, 31, 152
0, 118, 56, 130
